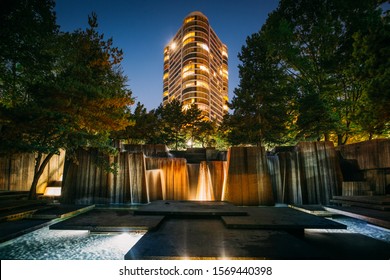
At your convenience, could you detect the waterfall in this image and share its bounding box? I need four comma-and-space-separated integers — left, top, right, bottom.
267, 155, 283, 202
145, 169, 164, 201
207, 161, 227, 201
195, 161, 214, 201
145, 157, 189, 200
222, 147, 274, 206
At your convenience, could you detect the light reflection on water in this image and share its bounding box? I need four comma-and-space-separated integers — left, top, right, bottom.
330, 216, 390, 244
0, 215, 388, 260
0, 227, 145, 260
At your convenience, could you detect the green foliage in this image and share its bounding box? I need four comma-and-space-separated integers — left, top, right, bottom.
352, 9, 390, 138
120, 100, 222, 150
0, 1, 133, 198
224, 31, 296, 146
225, 0, 389, 146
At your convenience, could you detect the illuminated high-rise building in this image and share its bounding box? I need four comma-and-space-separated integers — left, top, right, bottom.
163, 11, 228, 124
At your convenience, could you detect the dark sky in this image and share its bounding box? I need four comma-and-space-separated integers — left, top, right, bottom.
55, 0, 280, 111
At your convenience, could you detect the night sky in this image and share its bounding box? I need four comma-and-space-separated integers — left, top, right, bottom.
55, 0, 280, 111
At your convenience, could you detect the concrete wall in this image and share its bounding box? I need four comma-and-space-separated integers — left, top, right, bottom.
338, 139, 390, 194
0, 151, 65, 194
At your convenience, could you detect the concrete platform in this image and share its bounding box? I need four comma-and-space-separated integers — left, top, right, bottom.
133, 200, 247, 216
324, 205, 390, 229
0, 199, 47, 212
0, 204, 94, 243
50, 208, 164, 232
221, 207, 346, 231
332, 195, 390, 205
31, 204, 95, 219
303, 229, 390, 259
289, 204, 335, 217
331, 195, 390, 211
125, 218, 323, 260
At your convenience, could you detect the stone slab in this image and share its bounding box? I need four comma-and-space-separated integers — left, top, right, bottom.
31, 204, 95, 219
125, 218, 323, 260
330, 196, 390, 211
133, 200, 247, 216
221, 207, 346, 230
332, 195, 390, 205
324, 205, 390, 229
50, 208, 164, 232
289, 204, 335, 217
0, 200, 47, 212
303, 229, 390, 259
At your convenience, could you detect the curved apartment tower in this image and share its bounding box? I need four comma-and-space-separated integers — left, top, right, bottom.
163, 11, 228, 124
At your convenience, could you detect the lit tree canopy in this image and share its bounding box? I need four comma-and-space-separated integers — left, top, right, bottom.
0, 1, 133, 198
224, 0, 389, 146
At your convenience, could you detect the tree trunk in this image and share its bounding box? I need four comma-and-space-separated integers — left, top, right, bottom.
324, 133, 330, 142
29, 152, 55, 199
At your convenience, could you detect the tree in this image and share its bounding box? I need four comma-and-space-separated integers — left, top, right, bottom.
227, 0, 387, 146
352, 7, 390, 138
0, 3, 133, 199
223, 32, 295, 146
156, 99, 187, 150
183, 104, 205, 148
0, 0, 58, 108
270, 0, 386, 143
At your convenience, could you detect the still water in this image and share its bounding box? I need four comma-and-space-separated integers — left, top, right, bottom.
0, 227, 145, 260
0, 216, 388, 260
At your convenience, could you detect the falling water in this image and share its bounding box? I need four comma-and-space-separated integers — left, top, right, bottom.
145, 157, 189, 200
207, 161, 227, 201
187, 164, 200, 200
222, 147, 274, 206
267, 151, 302, 204
195, 161, 214, 201
61, 150, 149, 204
267, 142, 342, 205
145, 169, 164, 201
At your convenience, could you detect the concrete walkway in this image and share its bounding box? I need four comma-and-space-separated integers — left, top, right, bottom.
1, 199, 390, 259
125, 201, 390, 260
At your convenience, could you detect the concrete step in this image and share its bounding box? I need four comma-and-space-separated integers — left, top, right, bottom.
330, 199, 390, 211
324, 205, 390, 229
0, 191, 29, 201
331, 195, 390, 211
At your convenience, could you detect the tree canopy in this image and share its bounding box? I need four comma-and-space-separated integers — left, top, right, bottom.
0, 0, 133, 198
223, 0, 389, 146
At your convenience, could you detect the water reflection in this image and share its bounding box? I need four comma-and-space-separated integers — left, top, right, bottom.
0, 227, 145, 260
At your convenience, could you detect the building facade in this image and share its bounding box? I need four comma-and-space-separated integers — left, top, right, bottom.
163, 11, 228, 124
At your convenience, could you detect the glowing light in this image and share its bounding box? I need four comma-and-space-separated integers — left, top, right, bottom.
198, 43, 209, 52
182, 71, 194, 78
43, 187, 61, 196
195, 162, 215, 201
183, 32, 195, 42
185, 16, 195, 23
183, 37, 195, 46
200, 65, 209, 73
170, 41, 177, 50
184, 82, 195, 88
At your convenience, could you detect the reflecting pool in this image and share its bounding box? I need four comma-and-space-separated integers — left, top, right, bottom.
0, 215, 388, 260
0, 226, 145, 260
